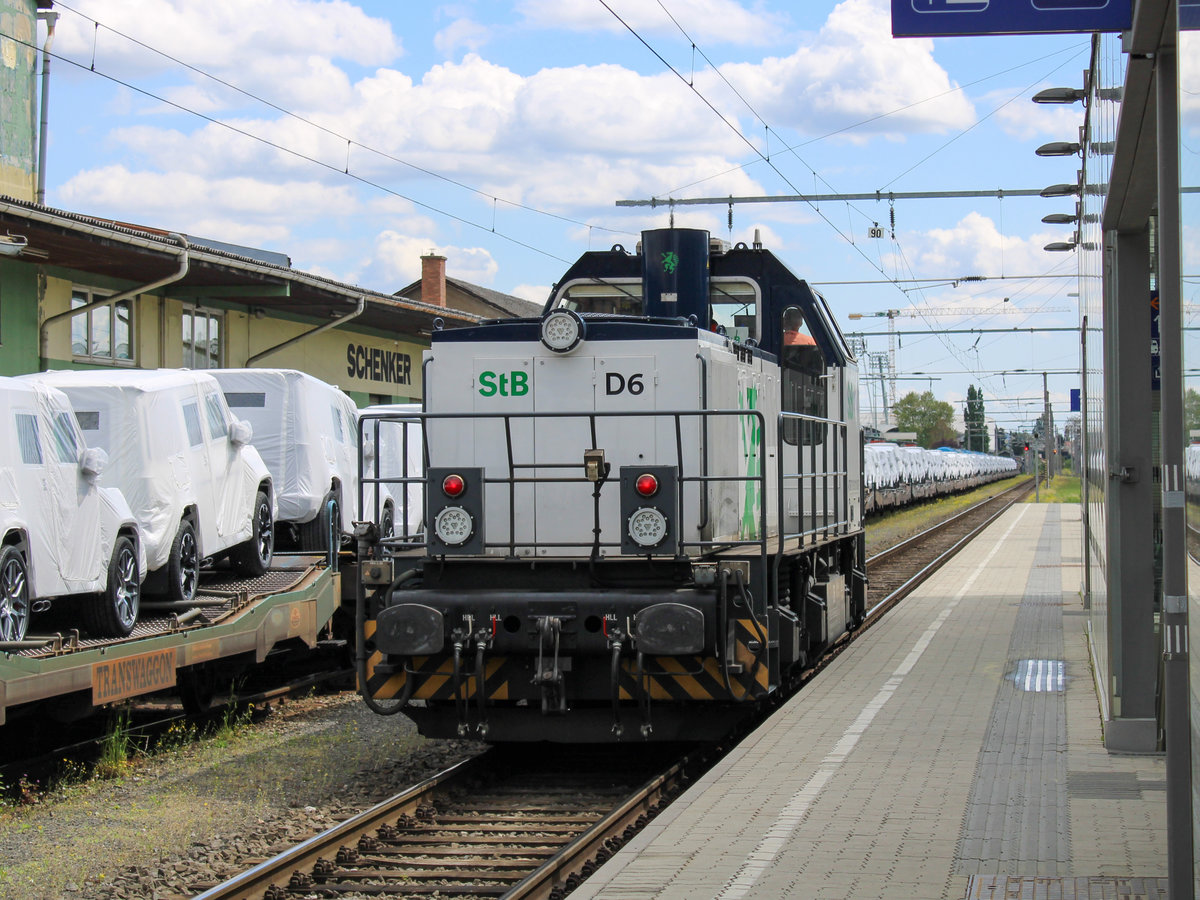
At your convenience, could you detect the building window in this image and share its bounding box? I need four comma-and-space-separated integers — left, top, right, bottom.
71, 288, 134, 363
183, 308, 223, 369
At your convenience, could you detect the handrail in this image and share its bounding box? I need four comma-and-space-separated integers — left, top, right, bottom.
356, 407, 777, 560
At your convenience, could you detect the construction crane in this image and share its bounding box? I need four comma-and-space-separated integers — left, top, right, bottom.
847, 306, 1073, 426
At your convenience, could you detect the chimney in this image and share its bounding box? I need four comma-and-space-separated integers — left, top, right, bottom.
421, 253, 447, 307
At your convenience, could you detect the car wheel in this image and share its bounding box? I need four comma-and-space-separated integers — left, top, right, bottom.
230, 490, 274, 577
84, 535, 140, 637
299, 492, 340, 557
166, 518, 200, 605
380, 501, 395, 539
0, 545, 30, 643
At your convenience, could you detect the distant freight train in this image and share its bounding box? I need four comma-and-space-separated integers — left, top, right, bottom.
353, 228, 1012, 743
863, 442, 1018, 514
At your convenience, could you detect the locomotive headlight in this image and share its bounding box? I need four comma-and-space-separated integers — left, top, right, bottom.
627, 506, 668, 548
434, 506, 474, 546
540, 309, 586, 353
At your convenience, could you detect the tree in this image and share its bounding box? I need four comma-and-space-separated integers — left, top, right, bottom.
964, 385, 989, 452
1186, 388, 1200, 440
892, 391, 955, 448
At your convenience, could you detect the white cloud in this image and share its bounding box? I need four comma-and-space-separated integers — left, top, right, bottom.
992, 88, 1084, 141
516, 0, 790, 46
435, 18, 492, 57
712, 0, 973, 139
56, 0, 399, 109
512, 283, 552, 304
363, 232, 499, 291
55, 164, 360, 241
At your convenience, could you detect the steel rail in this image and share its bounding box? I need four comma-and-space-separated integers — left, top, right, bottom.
191, 755, 486, 900
864, 478, 1035, 629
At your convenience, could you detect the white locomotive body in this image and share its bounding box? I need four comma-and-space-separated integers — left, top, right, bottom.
357, 229, 866, 742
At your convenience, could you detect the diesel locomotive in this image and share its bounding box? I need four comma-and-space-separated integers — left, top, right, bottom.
354, 228, 867, 742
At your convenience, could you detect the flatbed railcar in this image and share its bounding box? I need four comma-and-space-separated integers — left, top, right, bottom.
0, 555, 339, 726
354, 228, 867, 742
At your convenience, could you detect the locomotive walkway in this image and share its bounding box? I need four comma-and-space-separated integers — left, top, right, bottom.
572, 503, 1170, 899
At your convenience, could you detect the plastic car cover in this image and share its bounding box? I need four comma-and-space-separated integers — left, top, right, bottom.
20, 369, 270, 571
212, 368, 359, 530
361, 404, 425, 537
0, 377, 139, 595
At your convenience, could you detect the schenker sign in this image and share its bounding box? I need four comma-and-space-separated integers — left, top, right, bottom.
892, 0, 1131, 36
346, 341, 413, 386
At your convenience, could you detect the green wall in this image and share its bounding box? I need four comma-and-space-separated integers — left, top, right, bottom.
0, 0, 38, 200
0, 261, 40, 375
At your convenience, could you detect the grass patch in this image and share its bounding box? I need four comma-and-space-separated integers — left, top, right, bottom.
1027, 473, 1080, 503
865, 475, 1028, 554
94, 710, 137, 780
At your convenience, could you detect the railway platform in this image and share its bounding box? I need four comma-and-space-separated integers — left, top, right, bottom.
573, 503, 1170, 900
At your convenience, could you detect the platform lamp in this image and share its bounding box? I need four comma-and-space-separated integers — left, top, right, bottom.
1032, 86, 1085, 104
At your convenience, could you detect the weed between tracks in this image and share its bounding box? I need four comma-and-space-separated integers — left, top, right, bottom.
3, 697, 257, 807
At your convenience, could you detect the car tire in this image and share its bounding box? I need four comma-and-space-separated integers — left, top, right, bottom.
299, 492, 340, 556
230, 490, 274, 577
166, 518, 200, 605
0, 545, 30, 643
380, 501, 395, 540
84, 535, 140, 637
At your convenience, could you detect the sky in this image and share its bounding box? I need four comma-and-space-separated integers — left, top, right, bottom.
28, 0, 1104, 439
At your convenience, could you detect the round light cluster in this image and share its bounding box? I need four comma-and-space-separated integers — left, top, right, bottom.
540, 309, 586, 353
627, 507, 668, 548
434, 506, 473, 546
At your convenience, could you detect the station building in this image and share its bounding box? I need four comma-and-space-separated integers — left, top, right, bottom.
1030, 4, 1197, 891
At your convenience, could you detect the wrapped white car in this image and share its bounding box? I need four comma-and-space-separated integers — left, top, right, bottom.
21, 369, 274, 604
360, 403, 425, 540
0, 377, 145, 640
212, 369, 359, 553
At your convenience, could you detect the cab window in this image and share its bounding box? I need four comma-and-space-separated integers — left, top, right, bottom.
709, 280, 757, 342
781, 305, 826, 446
555, 281, 643, 315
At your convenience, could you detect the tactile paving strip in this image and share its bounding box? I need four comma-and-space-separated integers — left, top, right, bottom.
965, 875, 1169, 899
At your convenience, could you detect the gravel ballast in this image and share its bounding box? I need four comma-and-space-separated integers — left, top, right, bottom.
0, 692, 480, 900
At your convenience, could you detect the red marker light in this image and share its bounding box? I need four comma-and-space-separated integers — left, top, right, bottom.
635, 473, 659, 497
442, 473, 466, 497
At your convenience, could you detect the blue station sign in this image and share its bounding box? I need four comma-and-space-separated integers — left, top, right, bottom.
892, 1, 1132, 37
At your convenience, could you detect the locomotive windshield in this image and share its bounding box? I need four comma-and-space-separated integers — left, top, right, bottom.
553, 280, 642, 316
552, 276, 760, 341
709, 279, 758, 341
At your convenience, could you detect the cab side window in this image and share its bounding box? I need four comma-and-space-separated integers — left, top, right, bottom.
780, 307, 826, 446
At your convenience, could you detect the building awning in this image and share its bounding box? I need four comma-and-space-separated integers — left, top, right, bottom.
0, 196, 481, 335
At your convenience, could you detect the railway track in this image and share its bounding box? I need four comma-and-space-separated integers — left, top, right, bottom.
191, 745, 696, 900
191, 481, 1035, 900
864, 477, 1034, 619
